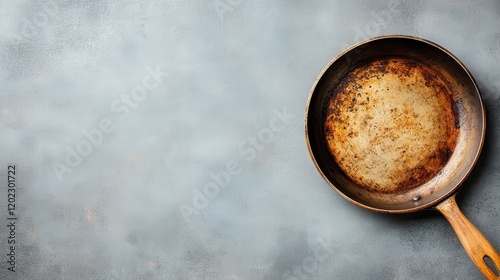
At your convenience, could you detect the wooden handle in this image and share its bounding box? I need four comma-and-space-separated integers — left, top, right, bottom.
435, 194, 500, 279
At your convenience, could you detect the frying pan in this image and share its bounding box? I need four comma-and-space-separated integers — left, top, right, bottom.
305, 35, 500, 279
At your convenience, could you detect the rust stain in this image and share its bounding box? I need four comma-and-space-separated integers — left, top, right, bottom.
324, 57, 459, 193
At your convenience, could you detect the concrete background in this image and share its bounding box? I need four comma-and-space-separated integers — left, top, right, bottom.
0, 0, 499, 279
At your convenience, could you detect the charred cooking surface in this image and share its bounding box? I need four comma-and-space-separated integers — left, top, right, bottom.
324, 57, 459, 193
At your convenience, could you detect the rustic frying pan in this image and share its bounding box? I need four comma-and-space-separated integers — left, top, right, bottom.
305, 35, 500, 279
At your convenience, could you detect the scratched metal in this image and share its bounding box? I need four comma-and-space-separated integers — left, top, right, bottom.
325, 57, 459, 193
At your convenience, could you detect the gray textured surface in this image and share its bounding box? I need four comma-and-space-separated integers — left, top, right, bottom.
0, 0, 499, 279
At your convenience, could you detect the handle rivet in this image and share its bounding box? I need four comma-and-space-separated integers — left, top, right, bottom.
412, 195, 421, 202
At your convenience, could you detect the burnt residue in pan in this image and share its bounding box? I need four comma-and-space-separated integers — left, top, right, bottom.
324, 57, 459, 193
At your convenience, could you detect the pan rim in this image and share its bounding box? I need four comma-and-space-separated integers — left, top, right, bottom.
304, 34, 486, 213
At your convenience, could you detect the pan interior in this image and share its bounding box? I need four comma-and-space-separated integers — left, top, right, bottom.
324, 57, 459, 194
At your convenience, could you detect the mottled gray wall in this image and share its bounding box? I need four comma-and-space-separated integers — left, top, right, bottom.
0, 0, 499, 279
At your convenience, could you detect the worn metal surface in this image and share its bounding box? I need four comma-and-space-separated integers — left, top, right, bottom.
325, 57, 459, 193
